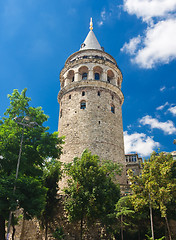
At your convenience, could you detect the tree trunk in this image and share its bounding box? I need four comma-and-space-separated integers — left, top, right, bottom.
0, 215, 5, 240
12, 225, 16, 240
80, 218, 83, 240
45, 223, 48, 240
20, 218, 25, 240
149, 194, 154, 240
121, 215, 123, 240
165, 215, 172, 240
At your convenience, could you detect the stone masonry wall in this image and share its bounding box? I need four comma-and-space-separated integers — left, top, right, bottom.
58, 48, 126, 188
58, 82, 126, 187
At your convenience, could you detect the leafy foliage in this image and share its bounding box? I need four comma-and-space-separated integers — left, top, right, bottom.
41, 159, 62, 239
0, 89, 64, 238
128, 152, 176, 217
128, 152, 176, 239
52, 227, 65, 239
64, 149, 121, 238
115, 196, 135, 219
145, 235, 165, 240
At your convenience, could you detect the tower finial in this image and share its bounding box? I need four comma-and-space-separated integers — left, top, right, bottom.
90, 17, 93, 31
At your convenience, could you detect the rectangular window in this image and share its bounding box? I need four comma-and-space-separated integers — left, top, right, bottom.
95, 73, 100, 80
80, 101, 86, 109
82, 73, 87, 80
111, 106, 115, 114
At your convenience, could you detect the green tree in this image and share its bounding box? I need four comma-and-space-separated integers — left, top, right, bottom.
128, 152, 176, 240
115, 196, 135, 240
0, 89, 64, 240
115, 196, 153, 240
64, 150, 121, 240
41, 159, 62, 240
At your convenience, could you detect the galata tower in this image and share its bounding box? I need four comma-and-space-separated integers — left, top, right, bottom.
58, 19, 126, 185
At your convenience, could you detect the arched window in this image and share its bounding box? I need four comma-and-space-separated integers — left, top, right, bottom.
82, 72, 87, 80
67, 70, 74, 84
82, 91, 85, 96
98, 91, 100, 96
94, 73, 100, 80
107, 70, 114, 84
111, 105, 115, 114
93, 66, 103, 81
72, 76, 74, 82
80, 101, 86, 109
79, 66, 88, 81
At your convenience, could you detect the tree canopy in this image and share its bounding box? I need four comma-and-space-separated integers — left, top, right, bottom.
64, 149, 121, 239
0, 88, 64, 239
128, 152, 176, 240
41, 159, 62, 240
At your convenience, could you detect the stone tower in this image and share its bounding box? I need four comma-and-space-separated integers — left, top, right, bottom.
58, 19, 126, 185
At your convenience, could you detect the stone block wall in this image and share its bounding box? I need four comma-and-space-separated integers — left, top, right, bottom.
58, 80, 126, 187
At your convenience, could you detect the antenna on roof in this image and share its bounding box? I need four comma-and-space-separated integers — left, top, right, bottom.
90, 17, 93, 31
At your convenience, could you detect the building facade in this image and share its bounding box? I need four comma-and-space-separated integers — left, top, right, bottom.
58, 19, 126, 185
125, 153, 142, 182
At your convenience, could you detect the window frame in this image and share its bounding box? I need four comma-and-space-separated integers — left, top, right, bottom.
94, 72, 100, 80
111, 105, 115, 114
107, 76, 111, 83
80, 101, 86, 110
82, 72, 87, 80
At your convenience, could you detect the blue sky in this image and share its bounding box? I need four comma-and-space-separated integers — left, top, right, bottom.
0, 0, 176, 158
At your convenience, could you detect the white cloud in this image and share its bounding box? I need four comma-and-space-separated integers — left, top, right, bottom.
168, 106, 176, 116
124, 131, 160, 157
156, 103, 176, 116
122, 0, 176, 68
98, 21, 103, 26
101, 9, 106, 21
98, 5, 122, 27
98, 9, 106, 26
133, 19, 176, 68
121, 35, 141, 55
160, 86, 166, 92
127, 124, 132, 130
123, 0, 176, 22
156, 102, 169, 110
140, 115, 176, 134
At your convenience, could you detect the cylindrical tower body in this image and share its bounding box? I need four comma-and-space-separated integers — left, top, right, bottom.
58, 28, 126, 185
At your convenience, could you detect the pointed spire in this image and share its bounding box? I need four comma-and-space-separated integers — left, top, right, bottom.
80, 18, 103, 51
90, 17, 93, 31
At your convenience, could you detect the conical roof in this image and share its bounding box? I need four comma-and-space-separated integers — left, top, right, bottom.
79, 30, 102, 51
79, 18, 102, 51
